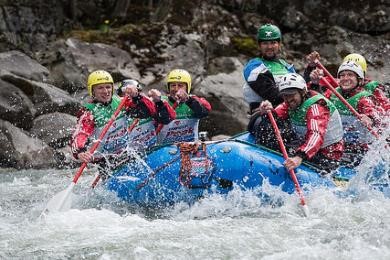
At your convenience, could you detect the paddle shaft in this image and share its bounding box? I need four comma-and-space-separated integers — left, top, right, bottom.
315, 61, 339, 87
73, 96, 129, 184
267, 111, 307, 207
316, 61, 379, 139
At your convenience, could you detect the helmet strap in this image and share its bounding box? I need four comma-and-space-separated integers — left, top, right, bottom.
299, 89, 307, 101
357, 78, 364, 87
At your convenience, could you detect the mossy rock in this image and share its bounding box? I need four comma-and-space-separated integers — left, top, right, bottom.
232, 37, 258, 56
66, 23, 160, 49
66, 30, 111, 44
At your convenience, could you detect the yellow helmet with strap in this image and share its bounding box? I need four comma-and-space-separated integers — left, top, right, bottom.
166, 69, 192, 94
343, 53, 367, 74
87, 70, 114, 96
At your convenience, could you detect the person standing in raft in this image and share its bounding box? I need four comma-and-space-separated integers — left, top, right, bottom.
243, 23, 319, 148
148, 69, 211, 144
70, 70, 174, 176
257, 73, 345, 173
242, 23, 296, 113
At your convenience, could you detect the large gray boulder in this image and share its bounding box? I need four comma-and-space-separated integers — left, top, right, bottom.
0, 78, 36, 129
66, 38, 140, 80
30, 112, 77, 149
42, 38, 141, 93
0, 70, 81, 116
0, 119, 56, 169
197, 57, 248, 135
0, 51, 49, 81
0, 2, 70, 52
146, 28, 206, 87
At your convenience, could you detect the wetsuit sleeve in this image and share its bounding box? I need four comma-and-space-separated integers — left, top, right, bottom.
155, 100, 176, 124
372, 88, 390, 111
247, 70, 283, 106
243, 59, 283, 106
125, 95, 157, 118
296, 103, 330, 159
274, 102, 290, 120
322, 89, 333, 99
185, 96, 211, 118
357, 96, 383, 126
70, 108, 95, 159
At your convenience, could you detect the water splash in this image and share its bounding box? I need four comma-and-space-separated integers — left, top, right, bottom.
345, 117, 390, 199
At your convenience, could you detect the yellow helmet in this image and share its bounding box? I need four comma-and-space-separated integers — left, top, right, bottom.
87, 70, 114, 96
166, 69, 192, 93
343, 53, 367, 73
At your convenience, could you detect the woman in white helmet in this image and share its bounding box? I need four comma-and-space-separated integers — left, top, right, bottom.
321, 61, 388, 159
148, 69, 211, 144
257, 73, 344, 172
343, 54, 389, 106
309, 53, 390, 109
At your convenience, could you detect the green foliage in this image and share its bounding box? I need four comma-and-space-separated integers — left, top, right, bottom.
65, 23, 137, 45
66, 30, 109, 43
231, 37, 258, 56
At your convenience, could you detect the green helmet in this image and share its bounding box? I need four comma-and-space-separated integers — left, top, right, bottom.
257, 24, 282, 42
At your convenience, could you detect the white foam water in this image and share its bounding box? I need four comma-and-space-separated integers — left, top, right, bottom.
1, 158, 389, 260
1, 119, 390, 259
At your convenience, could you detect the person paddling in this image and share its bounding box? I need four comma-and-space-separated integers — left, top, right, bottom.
311, 61, 389, 164
257, 73, 344, 173
309, 53, 390, 110
148, 69, 211, 145
343, 53, 390, 110
70, 70, 170, 178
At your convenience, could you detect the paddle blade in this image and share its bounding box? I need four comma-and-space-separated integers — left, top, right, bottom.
42, 182, 75, 215
301, 204, 309, 217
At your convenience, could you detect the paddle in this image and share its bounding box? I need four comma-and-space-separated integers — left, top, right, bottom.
315, 61, 380, 139
42, 96, 129, 214
267, 111, 309, 217
315, 60, 339, 87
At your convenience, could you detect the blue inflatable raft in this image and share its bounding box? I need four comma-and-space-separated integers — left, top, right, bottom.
105, 132, 357, 207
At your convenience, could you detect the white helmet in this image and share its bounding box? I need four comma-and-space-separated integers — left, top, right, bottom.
337, 61, 364, 79
278, 73, 307, 95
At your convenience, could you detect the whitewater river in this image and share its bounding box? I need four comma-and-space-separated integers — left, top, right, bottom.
1, 143, 389, 259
